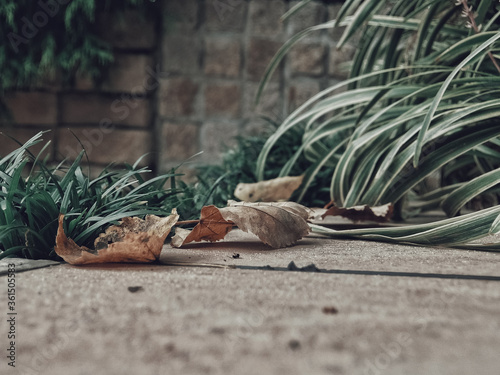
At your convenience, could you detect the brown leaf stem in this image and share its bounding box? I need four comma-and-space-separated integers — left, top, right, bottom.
460, 0, 500, 74
176, 219, 201, 226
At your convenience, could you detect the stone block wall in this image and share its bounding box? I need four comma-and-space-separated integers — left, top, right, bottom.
0, 0, 352, 176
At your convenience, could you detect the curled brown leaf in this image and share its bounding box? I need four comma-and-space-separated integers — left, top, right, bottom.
55, 210, 179, 265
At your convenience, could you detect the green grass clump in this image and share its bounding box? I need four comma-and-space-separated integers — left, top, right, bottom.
0, 132, 181, 260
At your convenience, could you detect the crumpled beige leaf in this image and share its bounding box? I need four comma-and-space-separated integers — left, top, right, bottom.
234, 175, 304, 202
321, 202, 393, 223
227, 200, 311, 221
55, 210, 179, 265
171, 201, 311, 249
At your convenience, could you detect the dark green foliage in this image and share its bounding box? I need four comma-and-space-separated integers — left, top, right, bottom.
0, 0, 158, 92
172, 135, 273, 222
0, 132, 181, 260
177, 122, 332, 218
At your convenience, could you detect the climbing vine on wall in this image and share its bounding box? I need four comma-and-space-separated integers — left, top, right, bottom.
0, 0, 158, 92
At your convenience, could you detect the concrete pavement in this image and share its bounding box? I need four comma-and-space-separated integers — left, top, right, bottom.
1, 230, 499, 375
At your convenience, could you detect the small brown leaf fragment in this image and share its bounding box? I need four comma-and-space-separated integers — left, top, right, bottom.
170, 205, 234, 247
321, 202, 393, 223
322, 306, 339, 315
234, 175, 304, 202
54, 210, 179, 265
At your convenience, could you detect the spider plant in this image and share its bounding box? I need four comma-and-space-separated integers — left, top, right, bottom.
255, 0, 500, 250
0, 132, 182, 260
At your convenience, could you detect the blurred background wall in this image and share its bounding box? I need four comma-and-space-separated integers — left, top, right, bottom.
0, 0, 352, 176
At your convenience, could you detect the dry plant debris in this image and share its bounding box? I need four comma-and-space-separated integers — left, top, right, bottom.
172, 201, 311, 249
322, 306, 339, 315
54, 210, 179, 265
234, 175, 304, 202
321, 202, 393, 223
127, 286, 144, 293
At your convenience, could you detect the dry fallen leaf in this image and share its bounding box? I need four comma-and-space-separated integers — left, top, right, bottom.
55, 210, 179, 265
170, 205, 233, 248
234, 175, 304, 202
321, 202, 393, 223
171, 201, 311, 249
227, 200, 312, 221
221, 201, 311, 248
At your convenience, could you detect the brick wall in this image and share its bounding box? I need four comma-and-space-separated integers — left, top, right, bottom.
0, 0, 352, 176
1, 8, 159, 171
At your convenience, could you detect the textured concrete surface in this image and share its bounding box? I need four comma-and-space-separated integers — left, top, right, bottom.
0, 259, 60, 276
1, 230, 499, 375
